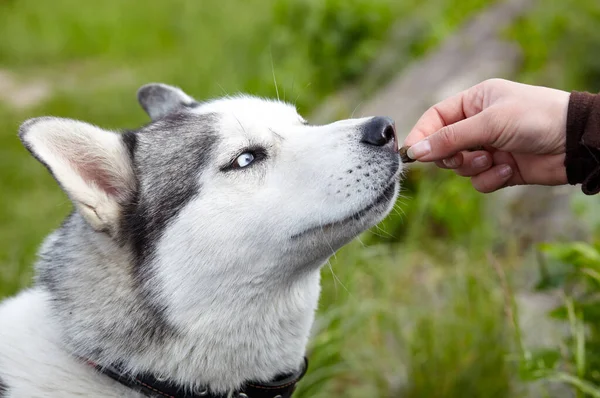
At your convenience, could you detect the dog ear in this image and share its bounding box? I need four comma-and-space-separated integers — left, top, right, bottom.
19, 117, 135, 234
137, 83, 199, 121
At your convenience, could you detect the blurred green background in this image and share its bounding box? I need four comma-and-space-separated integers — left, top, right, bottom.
2, 0, 600, 396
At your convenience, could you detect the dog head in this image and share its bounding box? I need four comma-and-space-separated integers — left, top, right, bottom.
20, 83, 401, 277
18, 84, 402, 387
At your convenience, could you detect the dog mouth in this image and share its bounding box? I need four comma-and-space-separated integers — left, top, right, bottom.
290, 179, 397, 239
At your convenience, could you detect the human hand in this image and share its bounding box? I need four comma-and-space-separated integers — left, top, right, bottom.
404, 78, 570, 193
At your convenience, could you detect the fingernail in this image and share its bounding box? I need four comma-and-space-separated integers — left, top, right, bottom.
442, 157, 458, 168
406, 140, 431, 159
498, 165, 513, 178
472, 155, 489, 169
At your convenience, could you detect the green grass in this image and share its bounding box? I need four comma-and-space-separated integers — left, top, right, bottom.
507, 0, 600, 92
3, 0, 600, 397
300, 238, 517, 397
292, 164, 525, 397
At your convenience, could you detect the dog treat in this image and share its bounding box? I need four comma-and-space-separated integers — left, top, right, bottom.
399, 146, 415, 163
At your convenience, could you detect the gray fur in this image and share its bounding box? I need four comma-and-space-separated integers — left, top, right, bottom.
137, 83, 199, 121
0, 375, 6, 397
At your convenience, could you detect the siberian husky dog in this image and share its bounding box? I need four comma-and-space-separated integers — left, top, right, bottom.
0, 83, 402, 397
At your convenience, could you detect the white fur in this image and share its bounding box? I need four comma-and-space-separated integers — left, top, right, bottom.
0, 88, 401, 397
0, 289, 137, 397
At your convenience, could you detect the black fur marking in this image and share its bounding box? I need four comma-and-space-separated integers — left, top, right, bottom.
121, 112, 219, 266
0, 374, 8, 397
122, 130, 138, 158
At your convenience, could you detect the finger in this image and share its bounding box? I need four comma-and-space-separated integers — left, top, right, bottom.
435, 152, 465, 169
406, 112, 492, 162
404, 85, 485, 147
470, 164, 514, 193
404, 91, 469, 146
491, 151, 525, 185
453, 151, 493, 177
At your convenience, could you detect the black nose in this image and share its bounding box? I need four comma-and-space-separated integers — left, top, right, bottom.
361, 116, 396, 147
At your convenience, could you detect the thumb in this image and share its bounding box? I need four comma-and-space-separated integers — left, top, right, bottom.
407, 113, 493, 162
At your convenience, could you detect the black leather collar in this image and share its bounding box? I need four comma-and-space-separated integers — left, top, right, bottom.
84, 357, 308, 398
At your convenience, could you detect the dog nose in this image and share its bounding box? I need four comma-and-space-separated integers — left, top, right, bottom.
361, 116, 396, 148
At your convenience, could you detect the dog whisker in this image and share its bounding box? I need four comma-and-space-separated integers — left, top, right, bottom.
269, 48, 280, 101
326, 259, 352, 299
351, 102, 363, 119
216, 82, 229, 97
355, 235, 367, 248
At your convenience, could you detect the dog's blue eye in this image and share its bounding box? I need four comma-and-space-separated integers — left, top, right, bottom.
221, 148, 267, 172
235, 152, 255, 168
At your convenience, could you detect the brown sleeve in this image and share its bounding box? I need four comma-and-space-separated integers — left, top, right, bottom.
565, 91, 600, 195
